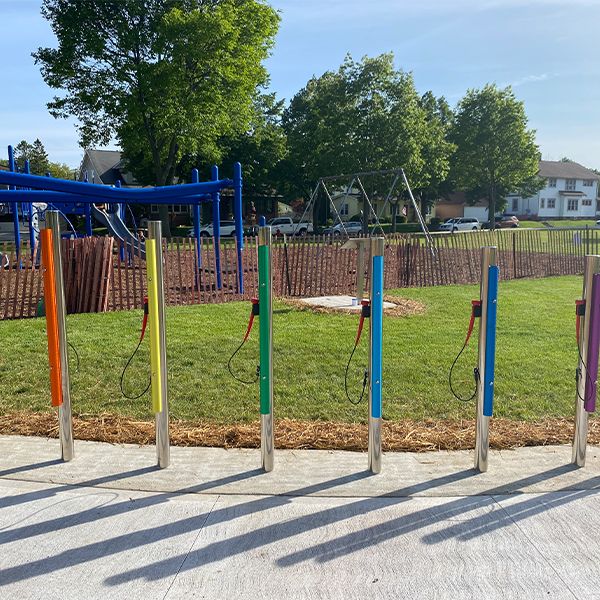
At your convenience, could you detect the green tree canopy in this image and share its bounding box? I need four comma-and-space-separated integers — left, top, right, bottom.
11, 138, 75, 179
14, 139, 50, 175
34, 0, 280, 225
179, 92, 288, 198
450, 84, 542, 229
282, 54, 454, 206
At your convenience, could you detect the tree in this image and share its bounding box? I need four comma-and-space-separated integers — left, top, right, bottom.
14, 138, 50, 175
282, 54, 454, 229
450, 84, 541, 229
179, 92, 287, 197
34, 0, 279, 235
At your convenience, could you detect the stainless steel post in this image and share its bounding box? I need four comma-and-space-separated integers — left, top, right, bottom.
258, 226, 274, 471
368, 237, 384, 473
475, 246, 497, 472
47, 211, 74, 462
572, 255, 600, 466
148, 221, 170, 468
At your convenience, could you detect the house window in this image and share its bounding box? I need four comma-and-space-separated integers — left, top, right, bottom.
583, 180, 593, 187
540, 198, 545, 209
548, 178, 556, 188
566, 179, 577, 191
582, 199, 592, 206
547, 198, 556, 209
512, 198, 519, 212
340, 203, 349, 216
567, 198, 578, 211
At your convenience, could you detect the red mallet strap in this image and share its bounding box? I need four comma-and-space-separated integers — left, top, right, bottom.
464, 300, 482, 346
355, 300, 371, 345
243, 298, 260, 342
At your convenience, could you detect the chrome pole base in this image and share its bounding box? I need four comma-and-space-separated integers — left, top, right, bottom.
368, 416, 382, 474
261, 413, 274, 472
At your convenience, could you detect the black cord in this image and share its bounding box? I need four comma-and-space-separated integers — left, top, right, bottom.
227, 338, 259, 385
120, 337, 151, 400
575, 339, 595, 403
67, 341, 80, 373
449, 339, 479, 402
344, 340, 368, 405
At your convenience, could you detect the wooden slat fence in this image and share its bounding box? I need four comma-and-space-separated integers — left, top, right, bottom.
1, 227, 598, 320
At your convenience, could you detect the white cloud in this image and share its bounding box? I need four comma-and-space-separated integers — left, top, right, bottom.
506, 73, 557, 88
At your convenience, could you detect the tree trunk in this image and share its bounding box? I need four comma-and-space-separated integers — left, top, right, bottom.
489, 187, 496, 230
391, 202, 398, 233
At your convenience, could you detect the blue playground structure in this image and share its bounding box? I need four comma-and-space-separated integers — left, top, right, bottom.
0, 146, 244, 293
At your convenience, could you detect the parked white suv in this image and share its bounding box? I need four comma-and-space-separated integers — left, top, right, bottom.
194, 221, 237, 237
439, 218, 481, 232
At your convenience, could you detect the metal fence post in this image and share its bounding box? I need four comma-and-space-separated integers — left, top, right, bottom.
147, 221, 170, 468
475, 246, 498, 472
258, 224, 274, 471
46, 211, 74, 461
369, 237, 384, 473
572, 254, 600, 466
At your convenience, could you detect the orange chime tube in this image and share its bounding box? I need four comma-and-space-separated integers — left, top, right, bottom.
40, 228, 63, 407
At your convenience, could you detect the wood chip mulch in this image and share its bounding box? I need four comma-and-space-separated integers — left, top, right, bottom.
0, 411, 597, 452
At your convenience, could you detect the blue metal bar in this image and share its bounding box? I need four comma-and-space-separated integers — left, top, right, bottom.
233, 162, 244, 294
212, 165, 222, 290
371, 254, 384, 419
0, 190, 213, 204
0, 170, 233, 201
8, 146, 21, 259
483, 265, 499, 417
191, 169, 202, 288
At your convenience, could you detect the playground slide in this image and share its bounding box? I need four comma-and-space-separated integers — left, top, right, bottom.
91, 205, 146, 259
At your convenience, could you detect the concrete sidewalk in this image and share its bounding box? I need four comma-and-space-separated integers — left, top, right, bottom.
0, 436, 599, 599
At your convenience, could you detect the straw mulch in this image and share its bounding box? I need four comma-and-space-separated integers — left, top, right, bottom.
0, 411, 598, 452
282, 295, 425, 318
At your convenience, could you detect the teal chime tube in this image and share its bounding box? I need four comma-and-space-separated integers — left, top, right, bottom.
258, 224, 274, 472
368, 237, 384, 473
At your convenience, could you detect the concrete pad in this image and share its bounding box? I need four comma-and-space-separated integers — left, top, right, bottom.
298, 295, 396, 312
0, 477, 591, 600
2, 437, 600, 598
1, 435, 600, 498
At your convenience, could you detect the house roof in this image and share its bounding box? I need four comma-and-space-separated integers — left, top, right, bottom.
539, 161, 600, 181
82, 149, 137, 186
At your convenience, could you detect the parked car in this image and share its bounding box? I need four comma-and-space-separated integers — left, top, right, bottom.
189, 221, 237, 237
497, 215, 520, 228
268, 217, 313, 236
439, 217, 481, 232
323, 221, 363, 236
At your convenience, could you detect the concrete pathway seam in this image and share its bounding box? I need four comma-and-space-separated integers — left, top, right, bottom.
491, 495, 581, 600
162, 494, 220, 600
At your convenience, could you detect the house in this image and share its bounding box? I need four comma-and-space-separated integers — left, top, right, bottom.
78, 149, 137, 186
330, 188, 394, 221
435, 193, 488, 221
434, 160, 600, 222
507, 161, 599, 219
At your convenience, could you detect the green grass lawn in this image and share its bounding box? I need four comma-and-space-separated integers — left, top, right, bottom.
518, 219, 597, 229
0, 276, 584, 424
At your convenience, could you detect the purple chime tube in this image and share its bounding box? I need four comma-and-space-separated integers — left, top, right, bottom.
584, 273, 600, 412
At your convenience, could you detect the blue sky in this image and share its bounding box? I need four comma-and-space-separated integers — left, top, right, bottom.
1, 0, 599, 169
